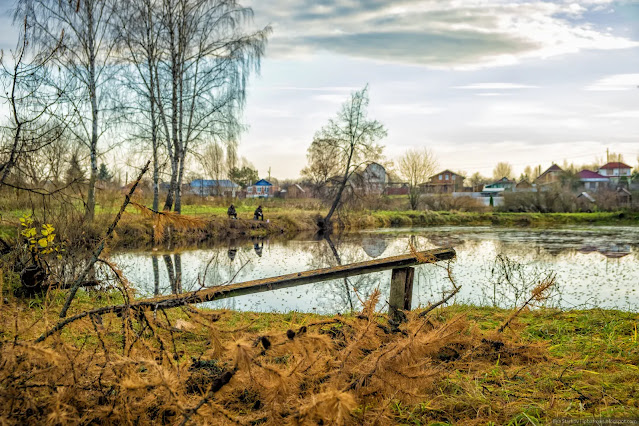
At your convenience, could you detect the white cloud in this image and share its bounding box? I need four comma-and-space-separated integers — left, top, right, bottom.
455, 83, 539, 90
378, 103, 443, 116
586, 74, 639, 91
270, 86, 358, 92
597, 110, 639, 118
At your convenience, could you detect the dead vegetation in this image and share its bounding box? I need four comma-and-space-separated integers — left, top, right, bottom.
3, 268, 636, 425
0, 290, 547, 425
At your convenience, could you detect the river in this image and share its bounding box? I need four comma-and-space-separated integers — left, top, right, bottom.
112, 225, 639, 314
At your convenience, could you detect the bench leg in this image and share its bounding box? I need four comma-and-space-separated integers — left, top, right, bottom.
389, 267, 414, 322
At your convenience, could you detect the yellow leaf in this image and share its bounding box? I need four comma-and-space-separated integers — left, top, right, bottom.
38, 238, 48, 248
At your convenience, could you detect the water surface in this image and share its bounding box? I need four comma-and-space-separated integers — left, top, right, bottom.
113, 226, 639, 313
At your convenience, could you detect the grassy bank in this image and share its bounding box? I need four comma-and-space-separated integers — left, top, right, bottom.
0, 288, 637, 424
1, 206, 638, 249
346, 210, 639, 228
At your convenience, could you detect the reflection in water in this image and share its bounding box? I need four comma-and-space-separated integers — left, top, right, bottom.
113, 226, 639, 313
361, 235, 387, 258
325, 234, 354, 313
254, 241, 263, 257
152, 255, 159, 296
163, 253, 182, 294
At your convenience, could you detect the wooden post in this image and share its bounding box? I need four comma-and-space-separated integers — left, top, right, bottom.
389, 267, 414, 322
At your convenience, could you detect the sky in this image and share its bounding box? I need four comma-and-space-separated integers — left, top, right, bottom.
2, 0, 639, 180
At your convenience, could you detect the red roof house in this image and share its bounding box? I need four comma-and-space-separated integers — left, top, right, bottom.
597, 162, 632, 180
578, 170, 609, 191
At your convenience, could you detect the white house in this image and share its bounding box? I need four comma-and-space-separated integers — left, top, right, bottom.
597, 162, 632, 183
578, 170, 609, 191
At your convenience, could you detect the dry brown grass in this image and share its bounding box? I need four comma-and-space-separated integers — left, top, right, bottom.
0, 285, 561, 425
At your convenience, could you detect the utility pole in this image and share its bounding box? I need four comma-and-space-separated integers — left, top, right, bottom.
268, 166, 271, 181
606, 148, 609, 163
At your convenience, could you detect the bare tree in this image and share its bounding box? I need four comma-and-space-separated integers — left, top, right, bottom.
151, 0, 270, 213
115, 0, 163, 212
0, 17, 66, 187
200, 141, 226, 194
17, 0, 120, 221
469, 172, 489, 192
398, 148, 437, 210
492, 162, 514, 181
300, 137, 342, 198
309, 86, 386, 229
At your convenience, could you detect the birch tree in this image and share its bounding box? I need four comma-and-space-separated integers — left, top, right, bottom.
153, 0, 270, 213
17, 0, 119, 221
115, 0, 163, 212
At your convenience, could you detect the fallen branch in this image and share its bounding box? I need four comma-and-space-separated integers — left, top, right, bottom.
59, 160, 150, 318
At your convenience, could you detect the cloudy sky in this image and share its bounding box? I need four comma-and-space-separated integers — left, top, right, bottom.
2, 0, 639, 179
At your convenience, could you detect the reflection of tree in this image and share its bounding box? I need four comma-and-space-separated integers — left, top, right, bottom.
152, 255, 159, 296
163, 253, 182, 294
303, 234, 388, 313
325, 235, 354, 313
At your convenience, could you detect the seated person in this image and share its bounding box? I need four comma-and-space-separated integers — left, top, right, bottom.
253, 205, 264, 221
227, 204, 237, 219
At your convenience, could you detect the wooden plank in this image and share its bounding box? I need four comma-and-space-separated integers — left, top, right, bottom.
135, 247, 456, 310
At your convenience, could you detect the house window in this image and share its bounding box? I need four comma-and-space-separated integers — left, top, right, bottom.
445, 174, 449, 180
257, 186, 262, 193
439, 175, 442, 180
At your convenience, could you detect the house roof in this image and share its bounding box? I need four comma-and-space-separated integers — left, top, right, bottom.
286, 184, 305, 192
535, 164, 562, 181
491, 177, 516, 183
430, 169, 465, 179
578, 170, 608, 180
577, 192, 595, 202
190, 179, 239, 188
599, 162, 632, 170
251, 179, 272, 186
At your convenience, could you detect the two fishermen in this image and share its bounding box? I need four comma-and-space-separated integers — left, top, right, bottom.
227, 204, 264, 221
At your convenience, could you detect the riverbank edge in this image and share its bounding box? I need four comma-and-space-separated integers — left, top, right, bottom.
1, 209, 637, 249
113, 210, 639, 247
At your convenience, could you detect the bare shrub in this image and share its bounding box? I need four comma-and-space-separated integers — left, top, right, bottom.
421, 194, 486, 212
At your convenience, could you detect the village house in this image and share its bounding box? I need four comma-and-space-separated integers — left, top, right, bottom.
189, 179, 240, 197
515, 180, 534, 191
384, 182, 409, 196
280, 183, 309, 199
352, 162, 387, 195
597, 162, 632, 184
246, 179, 274, 198
421, 170, 465, 194
578, 170, 609, 191
534, 164, 562, 189
484, 177, 516, 192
